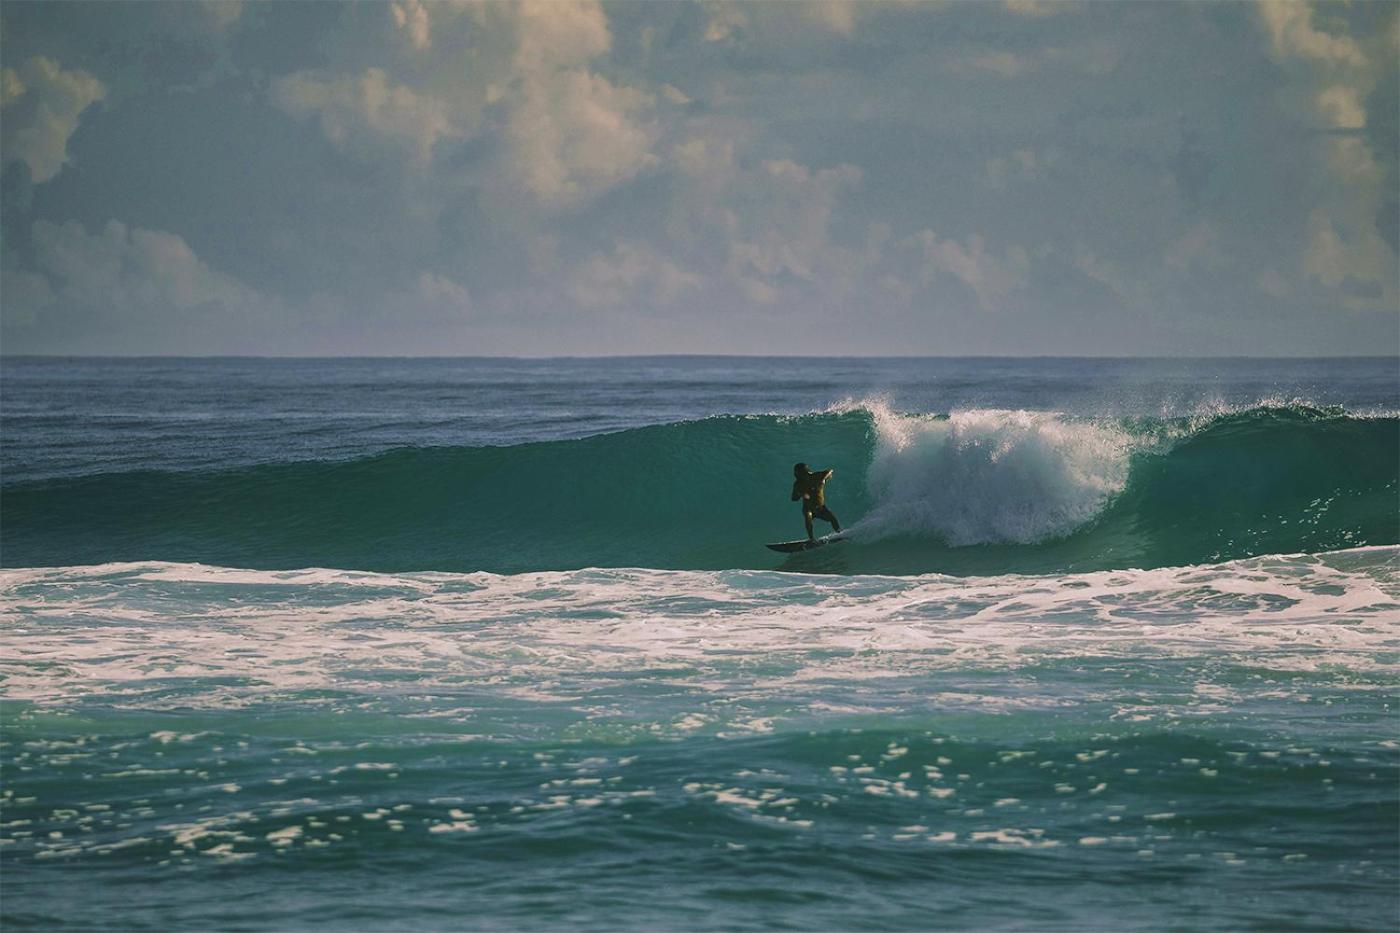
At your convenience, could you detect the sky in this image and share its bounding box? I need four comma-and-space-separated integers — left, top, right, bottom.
0, 0, 1396, 356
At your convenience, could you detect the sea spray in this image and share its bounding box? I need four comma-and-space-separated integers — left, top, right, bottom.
854, 400, 1132, 545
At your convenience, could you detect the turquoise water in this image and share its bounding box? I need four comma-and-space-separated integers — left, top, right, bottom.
2, 357, 1397, 930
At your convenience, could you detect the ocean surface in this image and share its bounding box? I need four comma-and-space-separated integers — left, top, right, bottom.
1, 356, 1397, 931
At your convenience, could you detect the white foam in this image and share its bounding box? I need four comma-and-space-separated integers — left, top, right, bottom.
1, 548, 1396, 726
841, 399, 1133, 545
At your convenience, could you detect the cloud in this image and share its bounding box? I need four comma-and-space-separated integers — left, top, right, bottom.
1255, 1, 1395, 310
802, 1, 858, 37
0, 56, 105, 184
391, 0, 432, 51
364, 0, 659, 205
702, 3, 748, 43
31, 219, 264, 310
1002, 0, 1077, 16
3, 219, 278, 351
198, 1, 244, 32
570, 241, 698, 309
500, 1, 658, 206
1164, 221, 1228, 271
511, 0, 611, 71
271, 68, 452, 166
414, 271, 473, 314
1257, 1, 1366, 71
916, 232, 1030, 311
985, 148, 1041, 190
507, 67, 657, 206
945, 41, 1120, 79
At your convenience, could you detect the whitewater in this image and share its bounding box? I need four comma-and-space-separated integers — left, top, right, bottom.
2, 356, 1397, 930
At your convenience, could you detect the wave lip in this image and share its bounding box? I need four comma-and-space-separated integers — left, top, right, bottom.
0, 403, 1395, 576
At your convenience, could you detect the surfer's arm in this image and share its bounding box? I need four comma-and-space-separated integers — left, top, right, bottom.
791, 482, 802, 502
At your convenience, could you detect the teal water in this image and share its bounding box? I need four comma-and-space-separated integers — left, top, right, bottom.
1, 357, 1397, 930
5, 404, 1395, 575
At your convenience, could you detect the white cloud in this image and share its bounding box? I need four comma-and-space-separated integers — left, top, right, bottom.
1002, 0, 1077, 17
1255, 1, 1395, 310
802, 1, 858, 37
1072, 244, 1142, 308
946, 41, 1119, 79
1257, 1, 1367, 71
14, 219, 274, 339
1313, 84, 1366, 129
511, 0, 611, 71
507, 68, 657, 206
198, 1, 244, 31
571, 242, 698, 309
1256, 268, 1291, 300
266, 1, 657, 206
415, 271, 473, 314
272, 68, 452, 166
1164, 221, 1228, 271
498, 1, 657, 207
723, 159, 862, 286
702, 3, 747, 43
391, 0, 432, 51
985, 149, 1040, 191
916, 232, 1030, 311
0, 56, 106, 184
1303, 209, 1395, 308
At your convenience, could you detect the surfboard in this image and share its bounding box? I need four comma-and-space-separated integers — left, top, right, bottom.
766, 535, 844, 553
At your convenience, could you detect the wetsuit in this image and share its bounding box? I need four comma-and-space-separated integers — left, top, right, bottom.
791, 469, 841, 539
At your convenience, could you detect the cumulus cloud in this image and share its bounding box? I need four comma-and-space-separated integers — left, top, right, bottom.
414, 271, 473, 314
802, 1, 859, 37
507, 68, 657, 206
272, 68, 452, 166
702, 3, 748, 43
1071, 245, 1142, 308
1255, 1, 1395, 310
1002, 0, 1076, 16
570, 242, 698, 309
1257, 1, 1367, 72
946, 41, 1120, 78
1164, 221, 1228, 271
198, 1, 244, 32
985, 149, 1041, 191
364, 0, 659, 205
391, 0, 432, 51
499, 1, 658, 206
916, 232, 1030, 311
30, 219, 263, 310
0, 56, 105, 184
3, 219, 279, 351
725, 160, 862, 283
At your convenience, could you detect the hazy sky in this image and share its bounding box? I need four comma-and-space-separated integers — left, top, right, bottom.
1, 1, 1396, 355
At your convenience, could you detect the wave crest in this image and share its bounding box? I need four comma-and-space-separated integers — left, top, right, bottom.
855, 400, 1132, 546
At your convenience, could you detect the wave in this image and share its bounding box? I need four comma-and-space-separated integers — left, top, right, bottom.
1, 403, 1395, 575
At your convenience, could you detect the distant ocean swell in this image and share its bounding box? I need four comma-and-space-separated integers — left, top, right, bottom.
3, 402, 1395, 575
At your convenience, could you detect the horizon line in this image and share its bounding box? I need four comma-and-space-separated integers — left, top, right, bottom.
3, 352, 1397, 362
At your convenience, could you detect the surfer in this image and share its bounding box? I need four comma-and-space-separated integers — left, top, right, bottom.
791, 462, 841, 541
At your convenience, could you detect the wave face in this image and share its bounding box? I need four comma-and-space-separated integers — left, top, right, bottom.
2, 404, 1395, 574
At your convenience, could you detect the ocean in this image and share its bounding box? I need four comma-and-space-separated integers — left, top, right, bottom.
1, 356, 1396, 930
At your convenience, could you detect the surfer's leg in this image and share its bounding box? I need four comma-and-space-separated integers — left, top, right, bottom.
817, 506, 840, 532
804, 510, 815, 540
